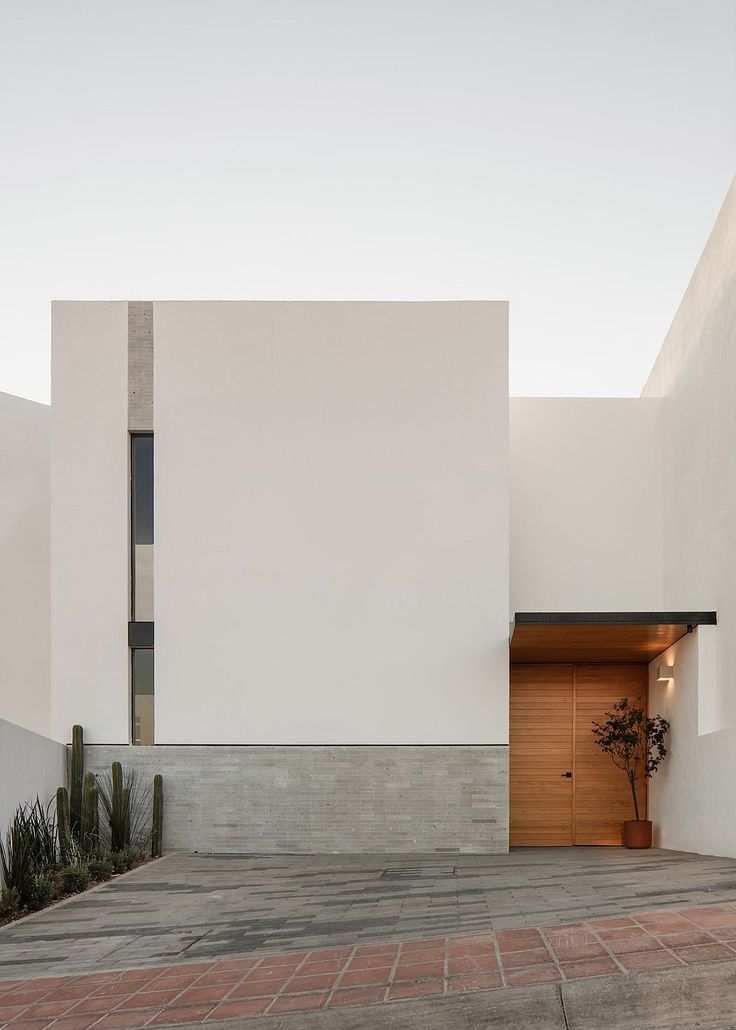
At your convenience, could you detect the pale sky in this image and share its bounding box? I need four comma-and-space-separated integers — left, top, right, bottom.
1, 0, 733, 403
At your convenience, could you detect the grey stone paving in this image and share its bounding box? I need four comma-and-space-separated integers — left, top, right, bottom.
4, 848, 736, 980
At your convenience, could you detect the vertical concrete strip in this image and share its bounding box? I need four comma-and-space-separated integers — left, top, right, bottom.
128, 301, 153, 430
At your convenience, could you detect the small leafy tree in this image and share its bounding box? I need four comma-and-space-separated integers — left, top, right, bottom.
592, 698, 670, 821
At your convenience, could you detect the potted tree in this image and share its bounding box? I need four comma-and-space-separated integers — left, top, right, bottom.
592, 698, 670, 849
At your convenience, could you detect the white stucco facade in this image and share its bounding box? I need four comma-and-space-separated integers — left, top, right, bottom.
644, 179, 736, 855
50, 302, 130, 744
0, 393, 50, 737
510, 397, 664, 615
154, 302, 510, 745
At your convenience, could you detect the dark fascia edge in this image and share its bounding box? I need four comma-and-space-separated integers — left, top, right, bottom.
128, 621, 154, 647
513, 612, 717, 626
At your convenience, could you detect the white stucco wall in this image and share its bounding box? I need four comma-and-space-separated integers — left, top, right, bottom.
0, 720, 66, 843
0, 393, 50, 737
643, 179, 736, 854
154, 301, 510, 744
51, 302, 129, 744
644, 177, 736, 727
510, 397, 664, 615
648, 629, 736, 858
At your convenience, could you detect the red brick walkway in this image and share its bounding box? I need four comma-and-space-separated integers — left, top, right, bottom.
3, 904, 736, 1028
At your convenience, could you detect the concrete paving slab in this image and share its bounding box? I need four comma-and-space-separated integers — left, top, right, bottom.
146, 985, 569, 1029
160, 965, 736, 1029
4, 847, 736, 979
562, 961, 736, 1029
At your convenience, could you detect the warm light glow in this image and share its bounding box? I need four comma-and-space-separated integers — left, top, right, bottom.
657, 665, 675, 681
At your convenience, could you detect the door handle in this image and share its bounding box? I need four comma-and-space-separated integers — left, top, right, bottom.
562, 771, 572, 778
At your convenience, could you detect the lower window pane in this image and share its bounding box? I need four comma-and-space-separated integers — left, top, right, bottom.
132, 649, 154, 745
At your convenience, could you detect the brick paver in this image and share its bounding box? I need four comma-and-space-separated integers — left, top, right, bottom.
3, 902, 736, 1026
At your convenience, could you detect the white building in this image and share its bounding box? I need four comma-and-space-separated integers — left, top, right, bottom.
2, 178, 734, 857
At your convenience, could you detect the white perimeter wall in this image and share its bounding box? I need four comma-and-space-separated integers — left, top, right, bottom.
0, 393, 50, 737
0, 720, 66, 842
648, 627, 736, 857
644, 178, 736, 855
154, 302, 510, 744
51, 302, 129, 744
510, 397, 664, 614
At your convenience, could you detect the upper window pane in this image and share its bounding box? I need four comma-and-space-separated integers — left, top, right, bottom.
132, 435, 154, 545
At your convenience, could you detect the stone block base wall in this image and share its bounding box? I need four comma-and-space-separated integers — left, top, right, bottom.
83, 745, 509, 853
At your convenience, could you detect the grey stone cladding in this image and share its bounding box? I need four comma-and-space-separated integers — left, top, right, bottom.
128, 301, 153, 431
83, 745, 509, 854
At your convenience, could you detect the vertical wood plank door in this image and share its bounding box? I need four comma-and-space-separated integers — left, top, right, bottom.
509, 665, 574, 846
574, 664, 647, 845
510, 663, 648, 846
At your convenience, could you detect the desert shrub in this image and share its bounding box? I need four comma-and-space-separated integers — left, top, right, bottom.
118, 845, 147, 870
23, 799, 57, 871
118, 846, 134, 870
0, 887, 19, 918
62, 834, 88, 867
96, 766, 152, 855
1, 808, 39, 908
27, 874, 56, 912
0, 799, 60, 913
109, 850, 128, 874
88, 853, 115, 881
57, 864, 90, 895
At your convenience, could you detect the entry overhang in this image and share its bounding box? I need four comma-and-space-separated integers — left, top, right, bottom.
509, 611, 717, 663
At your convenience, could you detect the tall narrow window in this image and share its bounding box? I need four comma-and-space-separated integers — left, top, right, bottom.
132, 648, 154, 746
131, 434, 154, 745
131, 434, 153, 620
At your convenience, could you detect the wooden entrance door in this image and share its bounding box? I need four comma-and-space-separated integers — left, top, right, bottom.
510, 664, 647, 846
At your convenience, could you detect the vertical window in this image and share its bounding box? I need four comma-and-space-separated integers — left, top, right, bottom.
131, 434, 154, 620
131, 648, 154, 746
131, 434, 154, 745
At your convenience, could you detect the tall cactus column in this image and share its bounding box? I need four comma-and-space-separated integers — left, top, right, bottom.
152, 774, 164, 858
110, 761, 126, 851
56, 786, 70, 864
82, 772, 99, 853
69, 724, 84, 839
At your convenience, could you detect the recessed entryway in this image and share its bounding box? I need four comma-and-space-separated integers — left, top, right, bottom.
510, 664, 647, 846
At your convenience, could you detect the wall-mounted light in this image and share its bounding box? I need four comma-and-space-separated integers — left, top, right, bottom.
657, 665, 675, 681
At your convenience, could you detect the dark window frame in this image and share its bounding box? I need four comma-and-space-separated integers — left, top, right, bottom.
130, 432, 153, 621
131, 646, 154, 746
130, 432, 154, 744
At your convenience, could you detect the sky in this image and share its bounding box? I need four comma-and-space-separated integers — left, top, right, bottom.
0, 0, 733, 404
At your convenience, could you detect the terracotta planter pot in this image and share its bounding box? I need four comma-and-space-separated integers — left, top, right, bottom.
622, 820, 652, 849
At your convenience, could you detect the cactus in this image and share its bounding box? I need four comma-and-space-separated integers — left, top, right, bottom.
110, 761, 125, 851
82, 772, 98, 853
107, 762, 128, 848
112, 760, 123, 801
70, 724, 84, 838
56, 786, 70, 864
151, 774, 163, 858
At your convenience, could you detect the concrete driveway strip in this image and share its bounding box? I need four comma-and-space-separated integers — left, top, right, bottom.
160, 965, 736, 1030
562, 961, 736, 1029
157, 984, 568, 1029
